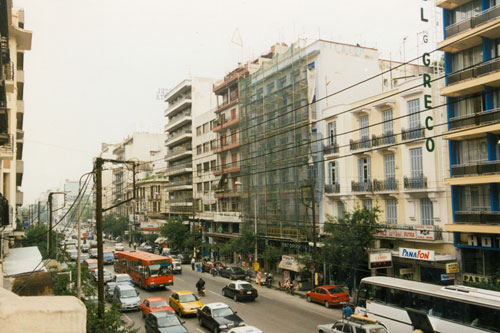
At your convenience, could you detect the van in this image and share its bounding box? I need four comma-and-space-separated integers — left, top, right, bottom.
89, 248, 98, 258
103, 249, 115, 265
113, 284, 140, 312
83, 259, 98, 273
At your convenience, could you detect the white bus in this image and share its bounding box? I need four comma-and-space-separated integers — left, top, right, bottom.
356, 276, 500, 333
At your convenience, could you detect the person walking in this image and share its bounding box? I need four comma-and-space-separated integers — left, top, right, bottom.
342, 303, 353, 319
191, 257, 196, 271
257, 270, 262, 287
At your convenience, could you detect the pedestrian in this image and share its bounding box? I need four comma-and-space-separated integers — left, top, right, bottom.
191, 257, 195, 271
133, 242, 137, 250
346, 274, 354, 297
257, 270, 262, 287
342, 303, 353, 319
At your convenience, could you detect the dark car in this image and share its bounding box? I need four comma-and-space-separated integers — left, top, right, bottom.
220, 266, 246, 280
197, 303, 245, 332
222, 281, 258, 302
179, 253, 190, 264
145, 311, 187, 333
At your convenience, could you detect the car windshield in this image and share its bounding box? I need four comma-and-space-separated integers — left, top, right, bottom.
231, 267, 244, 274
88, 263, 97, 269
238, 283, 253, 290
179, 294, 198, 302
328, 287, 343, 294
151, 300, 168, 308
121, 289, 137, 298
369, 329, 388, 333
213, 307, 234, 317
157, 315, 181, 327
103, 251, 113, 257
116, 275, 130, 282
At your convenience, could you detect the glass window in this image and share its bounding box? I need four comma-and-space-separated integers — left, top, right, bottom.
420, 198, 434, 225
360, 115, 369, 140
197, 183, 202, 192
327, 121, 337, 146
410, 148, 423, 178
196, 126, 201, 136
454, 95, 482, 118
358, 157, 371, 183
408, 99, 421, 129
329, 161, 337, 185
455, 138, 488, 165
457, 184, 491, 211
384, 154, 395, 180
385, 199, 397, 224
338, 201, 345, 219
382, 109, 393, 134
363, 199, 372, 211
451, 45, 483, 72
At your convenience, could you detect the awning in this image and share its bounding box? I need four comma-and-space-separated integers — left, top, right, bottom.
155, 237, 167, 244
3, 247, 45, 276
278, 255, 304, 272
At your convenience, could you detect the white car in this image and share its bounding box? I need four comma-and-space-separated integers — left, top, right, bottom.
317, 315, 388, 333
228, 326, 263, 333
115, 243, 124, 251
92, 269, 113, 283
172, 257, 182, 274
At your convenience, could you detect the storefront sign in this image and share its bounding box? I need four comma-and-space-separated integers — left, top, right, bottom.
446, 263, 460, 274
416, 225, 436, 240
369, 251, 392, 269
463, 273, 491, 284
399, 248, 435, 261
400, 268, 415, 275
441, 274, 456, 281
376, 224, 438, 241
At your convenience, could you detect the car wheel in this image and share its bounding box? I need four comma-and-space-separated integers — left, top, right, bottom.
306, 295, 311, 302
233, 294, 238, 302
324, 301, 330, 308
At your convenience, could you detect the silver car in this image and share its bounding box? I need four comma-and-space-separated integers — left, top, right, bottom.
318, 316, 388, 333
92, 269, 113, 283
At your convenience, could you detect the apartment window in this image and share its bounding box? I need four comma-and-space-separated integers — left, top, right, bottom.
197, 145, 202, 155
360, 115, 369, 140
327, 121, 337, 146
454, 95, 482, 118
338, 201, 345, 220
197, 164, 202, 174
204, 204, 210, 212
203, 123, 209, 134
456, 138, 488, 165
203, 162, 209, 172
196, 126, 202, 136
210, 160, 216, 171
449, 0, 481, 25
382, 109, 393, 135
386, 199, 397, 224
358, 157, 371, 183
203, 142, 209, 153
457, 185, 491, 211
211, 203, 217, 212
420, 198, 434, 225
211, 139, 216, 150
329, 161, 338, 185
203, 181, 210, 193
410, 148, 423, 178
197, 183, 202, 192
256, 88, 263, 100
384, 153, 395, 180
408, 99, 421, 129
451, 45, 482, 73
266, 82, 275, 95
363, 199, 372, 211
279, 76, 286, 89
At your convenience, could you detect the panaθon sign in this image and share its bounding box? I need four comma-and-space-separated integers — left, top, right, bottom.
399, 248, 435, 261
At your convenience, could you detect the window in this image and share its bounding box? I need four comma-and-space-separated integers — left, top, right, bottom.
386, 199, 397, 224
420, 198, 434, 225
449, 0, 481, 25
266, 82, 275, 94
382, 109, 393, 135
278, 76, 286, 89
203, 123, 209, 134
410, 148, 423, 178
211, 139, 216, 150
204, 204, 210, 212
203, 162, 209, 172
197, 183, 202, 192
329, 161, 338, 185
457, 185, 491, 211
451, 45, 483, 73
203, 142, 209, 153
327, 121, 337, 146
210, 120, 214, 130
408, 99, 421, 129
196, 145, 202, 155
358, 157, 371, 183
196, 164, 202, 174
384, 154, 395, 180
196, 126, 202, 136
338, 201, 345, 219
203, 181, 210, 193
210, 160, 216, 171
363, 199, 372, 211
360, 115, 369, 139
454, 95, 482, 118
456, 138, 488, 165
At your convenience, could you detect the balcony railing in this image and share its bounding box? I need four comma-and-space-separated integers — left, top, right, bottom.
166, 162, 192, 174
165, 179, 192, 188
449, 108, 500, 130
372, 132, 396, 147
168, 206, 194, 213
404, 176, 428, 190
350, 136, 371, 151
454, 210, 500, 224
167, 146, 192, 159
1, 37, 9, 64
373, 178, 398, 192
325, 183, 340, 194
401, 127, 425, 141
3, 62, 14, 81
351, 181, 372, 192
445, 5, 500, 38
166, 129, 192, 144
448, 57, 500, 86
324, 142, 339, 154
165, 197, 193, 203
214, 188, 242, 198
213, 161, 240, 175
452, 160, 500, 177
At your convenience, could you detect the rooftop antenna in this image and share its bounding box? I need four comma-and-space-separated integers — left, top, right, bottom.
231, 27, 244, 63
156, 88, 170, 101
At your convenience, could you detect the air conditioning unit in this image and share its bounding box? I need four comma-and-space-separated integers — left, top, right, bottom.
468, 235, 478, 246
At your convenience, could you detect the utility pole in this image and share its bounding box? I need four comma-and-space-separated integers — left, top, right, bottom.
254, 196, 257, 266
48, 193, 53, 258
310, 184, 317, 287
95, 157, 104, 320
37, 201, 40, 226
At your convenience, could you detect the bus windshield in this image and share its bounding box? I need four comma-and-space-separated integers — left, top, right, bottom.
148, 264, 171, 277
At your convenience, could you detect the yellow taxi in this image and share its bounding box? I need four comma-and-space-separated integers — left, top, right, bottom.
168, 290, 203, 317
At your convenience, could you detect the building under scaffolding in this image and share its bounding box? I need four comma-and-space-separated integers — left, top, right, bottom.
239, 42, 322, 252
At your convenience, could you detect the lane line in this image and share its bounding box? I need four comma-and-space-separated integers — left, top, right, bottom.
175, 277, 185, 282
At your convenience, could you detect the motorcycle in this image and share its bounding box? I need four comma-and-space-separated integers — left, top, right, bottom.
281, 281, 295, 295
264, 273, 273, 288
197, 287, 206, 297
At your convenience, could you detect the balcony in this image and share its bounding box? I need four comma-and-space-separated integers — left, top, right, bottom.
446, 5, 500, 38
165, 129, 192, 146
404, 176, 428, 190
213, 140, 240, 153
372, 132, 396, 147
373, 178, 398, 192
164, 98, 192, 118
454, 211, 500, 224
165, 145, 192, 162
165, 162, 192, 176
167, 205, 194, 215
215, 99, 238, 113
325, 183, 340, 194
165, 197, 193, 204
401, 127, 425, 141
4, 62, 14, 93
351, 181, 372, 193
214, 188, 241, 198
213, 117, 240, 132
350, 136, 371, 151
0, 134, 14, 160
449, 108, 500, 130
324, 142, 339, 155
214, 212, 242, 223
164, 111, 192, 133
442, 57, 500, 97
452, 160, 500, 177
437, 0, 472, 10
213, 161, 240, 176
165, 179, 192, 189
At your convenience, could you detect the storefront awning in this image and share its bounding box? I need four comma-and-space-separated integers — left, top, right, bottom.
278, 255, 304, 272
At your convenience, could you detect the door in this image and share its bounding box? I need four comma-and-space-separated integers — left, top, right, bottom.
231, 108, 237, 120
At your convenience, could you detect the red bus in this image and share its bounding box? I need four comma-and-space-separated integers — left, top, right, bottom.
114, 250, 173, 290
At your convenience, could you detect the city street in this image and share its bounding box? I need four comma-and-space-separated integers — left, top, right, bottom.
107, 243, 342, 332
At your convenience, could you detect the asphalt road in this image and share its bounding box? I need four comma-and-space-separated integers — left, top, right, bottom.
104, 242, 342, 333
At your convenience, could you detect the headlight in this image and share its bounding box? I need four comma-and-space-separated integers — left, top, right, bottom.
239, 322, 245, 326
121, 303, 126, 308
219, 325, 228, 329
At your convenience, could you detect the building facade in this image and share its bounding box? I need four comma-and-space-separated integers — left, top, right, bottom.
438, 0, 500, 284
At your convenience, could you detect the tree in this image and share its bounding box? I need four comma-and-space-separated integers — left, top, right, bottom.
22, 225, 58, 258
103, 214, 129, 238
263, 246, 282, 271
160, 217, 189, 251
322, 206, 381, 289
230, 224, 256, 259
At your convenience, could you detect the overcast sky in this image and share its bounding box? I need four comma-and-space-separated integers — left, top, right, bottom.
15, 0, 441, 204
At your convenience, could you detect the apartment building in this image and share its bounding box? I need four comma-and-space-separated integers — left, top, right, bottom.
324, 69, 456, 283
437, 0, 500, 284
0, 1, 31, 258
163, 77, 216, 223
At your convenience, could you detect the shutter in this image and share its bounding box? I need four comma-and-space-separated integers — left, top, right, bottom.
367, 157, 371, 181
358, 158, 363, 183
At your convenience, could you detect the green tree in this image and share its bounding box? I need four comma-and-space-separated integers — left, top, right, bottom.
322, 206, 381, 289
103, 214, 129, 238
230, 225, 256, 258
22, 225, 58, 258
160, 217, 189, 251
263, 246, 282, 271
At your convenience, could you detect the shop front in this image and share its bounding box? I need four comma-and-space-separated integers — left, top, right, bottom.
277, 255, 312, 291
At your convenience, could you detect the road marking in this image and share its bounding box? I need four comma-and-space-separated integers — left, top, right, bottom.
123, 314, 134, 324
208, 290, 221, 297
196, 329, 204, 333
175, 277, 185, 282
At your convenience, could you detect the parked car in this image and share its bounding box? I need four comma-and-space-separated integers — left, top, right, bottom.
317, 315, 388, 333
145, 311, 188, 333
115, 243, 124, 251
81, 244, 90, 253
67, 249, 78, 261
92, 269, 113, 283
105, 282, 118, 301
140, 296, 175, 318
79, 253, 90, 263
197, 303, 245, 332
179, 253, 190, 264
220, 267, 246, 280
305, 285, 350, 308
89, 248, 98, 258
169, 290, 204, 317
103, 249, 115, 265
139, 242, 153, 253
222, 281, 258, 302
83, 259, 98, 273
113, 273, 133, 286
113, 284, 140, 312
172, 257, 182, 274
228, 326, 263, 333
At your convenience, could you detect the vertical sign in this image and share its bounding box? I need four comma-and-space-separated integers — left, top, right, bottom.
421, 1, 434, 152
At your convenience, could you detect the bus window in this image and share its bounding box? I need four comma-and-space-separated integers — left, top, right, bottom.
357, 283, 369, 307
467, 303, 500, 330
411, 293, 433, 313
159, 265, 172, 276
